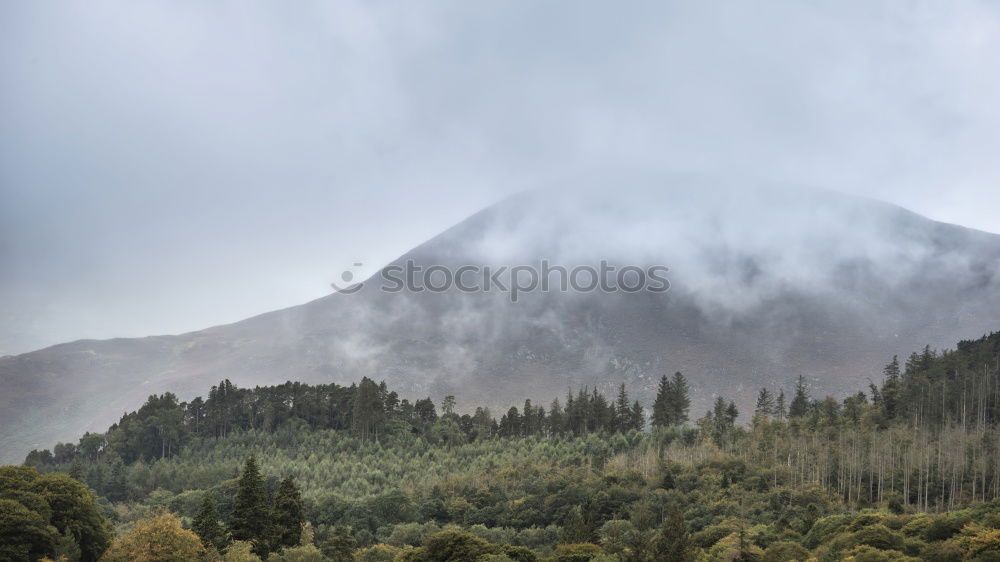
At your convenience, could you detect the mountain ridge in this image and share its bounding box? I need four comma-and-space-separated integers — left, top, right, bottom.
3, 180, 1000, 463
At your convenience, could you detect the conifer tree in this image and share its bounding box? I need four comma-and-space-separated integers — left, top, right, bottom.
775, 390, 787, 420
754, 388, 774, 418
106, 461, 127, 503
669, 372, 691, 425
192, 495, 226, 551
273, 476, 304, 549
522, 399, 535, 435
615, 384, 631, 432
652, 375, 673, 427
630, 400, 645, 431
561, 505, 592, 543
322, 526, 356, 562
881, 355, 901, 420
649, 508, 690, 561
660, 467, 676, 490
725, 401, 739, 426
549, 399, 564, 435
788, 375, 810, 418
68, 459, 83, 481
230, 456, 270, 556
352, 377, 385, 441
441, 395, 456, 416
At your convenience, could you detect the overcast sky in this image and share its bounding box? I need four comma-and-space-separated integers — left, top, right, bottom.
1, 1, 999, 355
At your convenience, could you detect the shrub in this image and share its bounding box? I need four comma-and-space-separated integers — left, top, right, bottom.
761, 540, 810, 561
353, 543, 402, 562
802, 514, 851, 548
400, 529, 500, 561
548, 543, 605, 561
841, 545, 919, 561
920, 541, 963, 562
848, 524, 903, 552
924, 515, 970, 542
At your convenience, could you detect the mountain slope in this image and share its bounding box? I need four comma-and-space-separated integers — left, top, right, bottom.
3, 178, 1000, 463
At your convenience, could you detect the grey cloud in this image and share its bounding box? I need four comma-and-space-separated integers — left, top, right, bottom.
1, 1, 999, 354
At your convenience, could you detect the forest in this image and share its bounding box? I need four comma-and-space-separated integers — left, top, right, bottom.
3, 331, 1000, 561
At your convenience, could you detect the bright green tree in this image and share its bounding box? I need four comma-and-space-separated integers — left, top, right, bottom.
0, 498, 55, 562
31, 470, 112, 562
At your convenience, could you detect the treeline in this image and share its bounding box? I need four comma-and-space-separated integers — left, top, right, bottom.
22, 332, 1000, 513
8, 332, 1000, 560
24, 373, 684, 469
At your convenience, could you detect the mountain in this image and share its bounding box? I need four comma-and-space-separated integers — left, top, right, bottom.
3, 177, 1000, 463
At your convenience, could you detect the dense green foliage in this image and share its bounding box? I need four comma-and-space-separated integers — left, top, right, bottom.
4, 331, 1000, 560
0, 466, 111, 561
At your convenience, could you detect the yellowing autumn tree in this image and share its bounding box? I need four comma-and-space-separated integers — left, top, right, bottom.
100, 510, 206, 562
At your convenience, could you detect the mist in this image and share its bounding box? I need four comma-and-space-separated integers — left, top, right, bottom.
2, 1, 1000, 355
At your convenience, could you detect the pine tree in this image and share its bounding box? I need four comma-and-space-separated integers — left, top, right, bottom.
68, 459, 83, 481
881, 355, 901, 420
107, 460, 127, 502
669, 372, 691, 425
273, 476, 304, 549
441, 395, 456, 416
523, 399, 535, 435
192, 495, 226, 551
788, 375, 810, 418
230, 456, 271, 556
630, 400, 645, 431
660, 467, 676, 490
712, 396, 728, 430
322, 526, 356, 562
615, 384, 631, 433
649, 508, 690, 561
652, 375, 673, 427
549, 399, 564, 435
352, 377, 385, 441
775, 390, 787, 420
754, 388, 774, 418
725, 401, 739, 426
561, 505, 592, 543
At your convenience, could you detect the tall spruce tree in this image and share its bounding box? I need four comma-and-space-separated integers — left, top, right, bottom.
881, 355, 902, 420
273, 476, 304, 549
615, 384, 631, 432
652, 375, 673, 427
230, 456, 270, 556
630, 400, 645, 431
669, 372, 691, 425
192, 495, 226, 551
